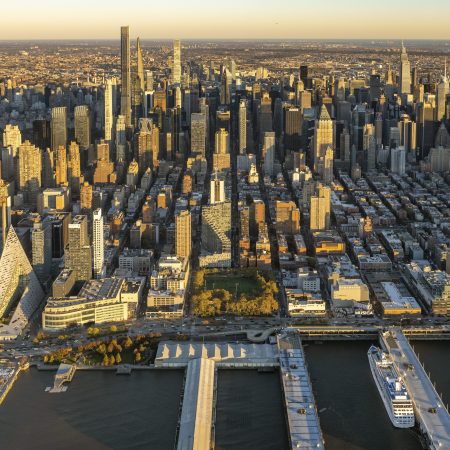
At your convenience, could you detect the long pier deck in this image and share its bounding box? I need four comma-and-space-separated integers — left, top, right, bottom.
380, 328, 450, 449
277, 332, 324, 450
176, 358, 216, 450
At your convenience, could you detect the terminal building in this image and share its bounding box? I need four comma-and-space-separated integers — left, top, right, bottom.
42, 277, 128, 329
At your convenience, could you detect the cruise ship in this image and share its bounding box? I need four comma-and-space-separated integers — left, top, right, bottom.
368, 345, 415, 428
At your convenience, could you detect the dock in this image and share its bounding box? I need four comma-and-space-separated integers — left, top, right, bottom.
277, 332, 325, 450
0, 363, 21, 405
176, 357, 216, 450
46, 363, 76, 393
380, 328, 450, 449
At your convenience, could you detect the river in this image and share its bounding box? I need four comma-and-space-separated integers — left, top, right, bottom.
1, 341, 449, 449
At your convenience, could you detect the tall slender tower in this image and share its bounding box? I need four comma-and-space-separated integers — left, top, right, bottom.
2, 124, 21, 181
173, 39, 181, 85
120, 26, 132, 128
74, 105, 91, 149
175, 210, 192, 260
68, 141, 81, 194
92, 208, 105, 279
18, 141, 42, 207
239, 100, 247, 154
313, 105, 334, 180
55, 145, 68, 185
400, 41, 411, 95
436, 58, 449, 122
104, 79, 113, 141
51, 106, 67, 150
136, 37, 145, 92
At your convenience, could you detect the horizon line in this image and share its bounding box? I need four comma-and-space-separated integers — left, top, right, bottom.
1, 37, 450, 42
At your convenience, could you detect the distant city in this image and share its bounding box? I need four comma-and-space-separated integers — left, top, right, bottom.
0, 28, 450, 450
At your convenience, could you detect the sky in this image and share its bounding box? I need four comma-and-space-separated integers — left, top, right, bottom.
2, 0, 450, 40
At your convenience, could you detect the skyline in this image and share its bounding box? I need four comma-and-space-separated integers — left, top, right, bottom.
2, 0, 450, 40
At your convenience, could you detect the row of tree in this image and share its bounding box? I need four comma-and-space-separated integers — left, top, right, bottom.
191, 269, 278, 317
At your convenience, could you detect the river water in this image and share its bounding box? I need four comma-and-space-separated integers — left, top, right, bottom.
0, 341, 449, 450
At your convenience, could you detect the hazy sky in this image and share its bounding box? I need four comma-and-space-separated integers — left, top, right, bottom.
2, 0, 450, 40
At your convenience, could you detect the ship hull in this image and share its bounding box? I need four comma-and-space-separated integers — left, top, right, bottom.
368, 348, 414, 429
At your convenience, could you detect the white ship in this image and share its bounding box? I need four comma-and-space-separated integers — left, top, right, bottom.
368, 345, 415, 428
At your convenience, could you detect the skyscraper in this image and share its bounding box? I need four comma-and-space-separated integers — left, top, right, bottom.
191, 112, 207, 156
74, 105, 91, 149
32, 218, 52, 286
310, 183, 331, 231
120, 26, 132, 128
18, 141, 42, 207
68, 141, 81, 194
436, 62, 449, 122
116, 115, 127, 161
1, 124, 21, 181
239, 100, 247, 154
215, 128, 230, 154
263, 131, 275, 177
400, 42, 411, 95
175, 210, 192, 260
136, 37, 145, 92
55, 145, 68, 186
65, 215, 92, 283
173, 39, 181, 85
104, 79, 113, 141
93, 208, 105, 279
210, 172, 225, 204
51, 106, 67, 151
313, 105, 334, 181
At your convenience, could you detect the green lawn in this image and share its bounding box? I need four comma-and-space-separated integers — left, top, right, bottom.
204, 273, 257, 296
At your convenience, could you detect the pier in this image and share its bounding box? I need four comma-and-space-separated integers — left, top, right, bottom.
277, 332, 325, 450
176, 358, 216, 450
380, 328, 450, 449
47, 363, 76, 393
0, 363, 21, 405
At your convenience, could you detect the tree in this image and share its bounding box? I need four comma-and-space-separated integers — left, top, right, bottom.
110, 325, 118, 333
103, 354, 109, 366
115, 353, 122, 364
109, 355, 116, 365
123, 337, 133, 349
135, 352, 141, 363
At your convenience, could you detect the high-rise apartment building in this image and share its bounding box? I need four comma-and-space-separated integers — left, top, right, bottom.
215, 128, 230, 154
18, 141, 42, 207
120, 26, 132, 128
239, 100, 247, 154
80, 182, 93, 211
55, 145, 68, 185
32, 218, 52, 286
175, 210, 192, 260
173, 39, 181, 84
68, 141, 81, 194
191, 113, 207, 156
65, 215, 92, 283
1, 124, 21, 181
93, 208, 105, 279
104, 79, 113, 141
